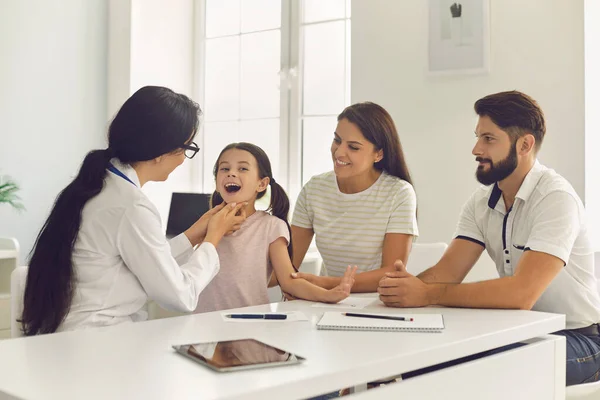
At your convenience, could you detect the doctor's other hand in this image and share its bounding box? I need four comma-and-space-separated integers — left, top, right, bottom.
184, 202, 226, 246
378, 260, 430, 308
224, 205, 247, 236
204, 202, 247, 246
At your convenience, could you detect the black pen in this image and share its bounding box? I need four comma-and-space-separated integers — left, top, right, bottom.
343, 312, 413, 322
226, 313, 288, 320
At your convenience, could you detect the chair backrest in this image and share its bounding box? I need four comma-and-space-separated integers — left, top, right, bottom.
406, 242, 448, 276
565, 380, 600, 399
299, 250, 323, 276
10, 266, 28, 338
561, 277, 600, 399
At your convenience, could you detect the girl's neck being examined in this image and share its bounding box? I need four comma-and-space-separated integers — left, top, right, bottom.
224, 200, 257, 218
243, 202, 257, 218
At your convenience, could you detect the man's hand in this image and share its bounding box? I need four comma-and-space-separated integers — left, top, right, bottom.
377, 260, 432, 308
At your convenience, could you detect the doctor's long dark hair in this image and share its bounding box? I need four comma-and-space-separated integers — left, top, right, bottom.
21, 86, 200, 336
210, 142, 293, 262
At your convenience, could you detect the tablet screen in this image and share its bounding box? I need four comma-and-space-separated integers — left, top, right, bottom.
173, 339, 305, 372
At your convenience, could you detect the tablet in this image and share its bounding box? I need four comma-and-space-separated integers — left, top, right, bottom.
172, 338, 306, 372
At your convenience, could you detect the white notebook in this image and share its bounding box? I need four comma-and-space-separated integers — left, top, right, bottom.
316, 312, 445, 333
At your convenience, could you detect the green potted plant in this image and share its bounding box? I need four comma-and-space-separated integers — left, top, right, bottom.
0, 175, 24, 211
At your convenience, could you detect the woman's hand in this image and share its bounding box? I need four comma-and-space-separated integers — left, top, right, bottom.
290, 271, 322, 286
204, 203, 247, 247
282, 272, 324, 300
323, 266, 357, 303
290, 271, 339, 289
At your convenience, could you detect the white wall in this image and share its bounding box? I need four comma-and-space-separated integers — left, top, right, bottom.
108, 0, 198, 226
351, 0, 584, 279
585, 0, 600, 248
1, 0, 585, 272
0, 0, 108, 262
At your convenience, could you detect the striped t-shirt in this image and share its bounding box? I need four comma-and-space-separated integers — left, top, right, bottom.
292, 171, 418, 276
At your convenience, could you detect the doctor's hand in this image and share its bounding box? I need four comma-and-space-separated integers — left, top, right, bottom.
184, 203, 227, 246
378, 260, 431, 308
224, 205, 246, 236
204, 203, 247, 247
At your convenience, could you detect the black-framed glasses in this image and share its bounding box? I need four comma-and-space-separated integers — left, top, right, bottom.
181, 142, 200, 159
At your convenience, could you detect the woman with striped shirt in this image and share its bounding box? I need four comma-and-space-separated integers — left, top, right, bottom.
290, 102, 418, 292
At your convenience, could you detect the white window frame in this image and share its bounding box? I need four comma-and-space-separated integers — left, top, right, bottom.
192, 0, 351, 204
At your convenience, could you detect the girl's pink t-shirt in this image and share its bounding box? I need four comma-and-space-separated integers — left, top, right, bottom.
194, 210, 290, 313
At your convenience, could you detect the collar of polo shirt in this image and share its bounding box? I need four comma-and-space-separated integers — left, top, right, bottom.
487, 160, 544, 210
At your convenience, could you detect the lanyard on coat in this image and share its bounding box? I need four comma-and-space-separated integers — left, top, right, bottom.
108, 165, 136, 186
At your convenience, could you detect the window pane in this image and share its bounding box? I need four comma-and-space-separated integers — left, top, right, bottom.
206, 0, 240, 38
240, 119, 281, 179
202, 121, 240, 193
303, 21, 347, 115
302, 116, 336, 184
240, 31, 281, 119
345, 19, 351, 104
303, 0, 346, 23
241, 0, 281, 33
204, 36, 240, 122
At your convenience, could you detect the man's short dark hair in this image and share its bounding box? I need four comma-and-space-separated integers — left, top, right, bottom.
474, 90, 546, 151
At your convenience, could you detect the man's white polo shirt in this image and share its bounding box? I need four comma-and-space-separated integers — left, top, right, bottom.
455, 161, 600, 329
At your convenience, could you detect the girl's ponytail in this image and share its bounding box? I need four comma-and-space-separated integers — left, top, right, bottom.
268, 180, 293, 262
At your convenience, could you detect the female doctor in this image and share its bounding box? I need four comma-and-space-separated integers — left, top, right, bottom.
21, 86, 245, 335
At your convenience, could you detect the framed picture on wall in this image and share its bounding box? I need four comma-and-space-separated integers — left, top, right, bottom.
428, 0, 490, 75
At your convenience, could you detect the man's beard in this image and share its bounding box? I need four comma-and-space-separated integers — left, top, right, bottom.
475, 141, 518, 186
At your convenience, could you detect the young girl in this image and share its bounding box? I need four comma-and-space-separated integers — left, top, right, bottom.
194, 142, 357, 313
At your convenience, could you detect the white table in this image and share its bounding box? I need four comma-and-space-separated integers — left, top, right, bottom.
0, 297, 565, 400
